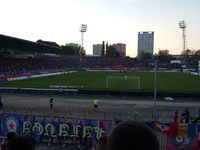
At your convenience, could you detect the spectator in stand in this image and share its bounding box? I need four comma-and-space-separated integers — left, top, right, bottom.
1, 132, 16, 150
96, 135, 107, 150
49, 96, 53, 110
181, 108, 190, 123
174, 109, 178, 123
8, 134, 36, 150
198, 108, 200, 118
0, 95, 4, 109
107, 121, 159, 150
193, 109, 200, 125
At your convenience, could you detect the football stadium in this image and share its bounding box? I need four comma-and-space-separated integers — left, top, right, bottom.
0, 33, 200, 150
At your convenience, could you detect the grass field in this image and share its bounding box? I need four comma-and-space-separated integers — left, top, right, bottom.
1, 71, 200, 93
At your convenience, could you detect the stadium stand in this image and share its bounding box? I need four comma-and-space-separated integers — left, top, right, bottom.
0, 34, 61, 54
0, 56, 80, 77
0, 33, 198, 78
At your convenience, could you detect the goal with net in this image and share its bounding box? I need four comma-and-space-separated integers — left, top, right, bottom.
106, 76, 140, 90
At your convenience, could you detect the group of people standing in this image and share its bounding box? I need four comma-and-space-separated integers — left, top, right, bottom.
174, 108, 200, 123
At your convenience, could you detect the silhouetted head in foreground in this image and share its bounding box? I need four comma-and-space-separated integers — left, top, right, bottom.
108, 121, 159, 150
6, 132, 16, 140
1, 132, 16, 150
8, 134, 36, 150
96, 135, 107, 150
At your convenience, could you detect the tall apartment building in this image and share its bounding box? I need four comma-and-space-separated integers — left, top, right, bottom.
113, 43, 126, 57
137, 31, 154, 58
93, 44, 102, 56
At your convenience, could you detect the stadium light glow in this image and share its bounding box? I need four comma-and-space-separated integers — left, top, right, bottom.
80, 24, 87, 32
80, 24, 87, 48
179, 21, 187, 29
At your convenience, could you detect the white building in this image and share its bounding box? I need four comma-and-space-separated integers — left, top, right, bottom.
138, 31, 154, 58
93, 44, 102, 56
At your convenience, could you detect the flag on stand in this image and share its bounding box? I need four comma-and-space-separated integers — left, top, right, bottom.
156, 121, 169, 134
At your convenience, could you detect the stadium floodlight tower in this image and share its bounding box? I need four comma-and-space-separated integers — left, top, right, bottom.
179, 21, 187, 52
80, 24, 87, 52
79, 24, 87, 70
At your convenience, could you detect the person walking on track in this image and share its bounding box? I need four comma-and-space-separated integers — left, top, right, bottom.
49, 96, 54, 110
93, 99, 99, 112
0, 95, 4, 109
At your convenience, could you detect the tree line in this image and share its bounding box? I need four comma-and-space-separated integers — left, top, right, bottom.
37, 40, 83, 56
140, 49, 200, 68
36, 39, 200, 63
101, 41, 121, 58
37, 40, 121, 57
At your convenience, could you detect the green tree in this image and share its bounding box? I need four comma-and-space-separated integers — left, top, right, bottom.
106, 45, 116, 57
106, 42, 109, 53
36, 39, 60, 48
191, 50, 200, 70
140, 52, 153, 60
61, 44, 81, 55
105, 42, 109, 56
115, 51, 121, 58
157, 49, 172, 62
80, 47, 86, 56
101, 41, 105, 57
195, 50, 200, 55
181, 49, 196, 55
180, 49, 200, 68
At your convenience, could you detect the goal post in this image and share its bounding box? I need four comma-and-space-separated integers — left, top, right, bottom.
106, 76, 140, 90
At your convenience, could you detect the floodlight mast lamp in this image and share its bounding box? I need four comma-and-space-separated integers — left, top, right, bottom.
179, 21, 187, 52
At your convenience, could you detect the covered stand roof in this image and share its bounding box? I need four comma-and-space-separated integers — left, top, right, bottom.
0, 34, 61, 54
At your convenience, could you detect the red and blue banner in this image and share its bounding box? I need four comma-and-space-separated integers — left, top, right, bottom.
0, 113, 112, 146
1, 113, 200, 149
197, 125, 200, 148
167, 136, 198, 150
166, 123, 198, 150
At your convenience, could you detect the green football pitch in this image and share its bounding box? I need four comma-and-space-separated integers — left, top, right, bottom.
0, 71, 200, 93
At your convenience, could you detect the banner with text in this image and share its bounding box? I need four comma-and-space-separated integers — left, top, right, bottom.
0, 113, 112, 146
